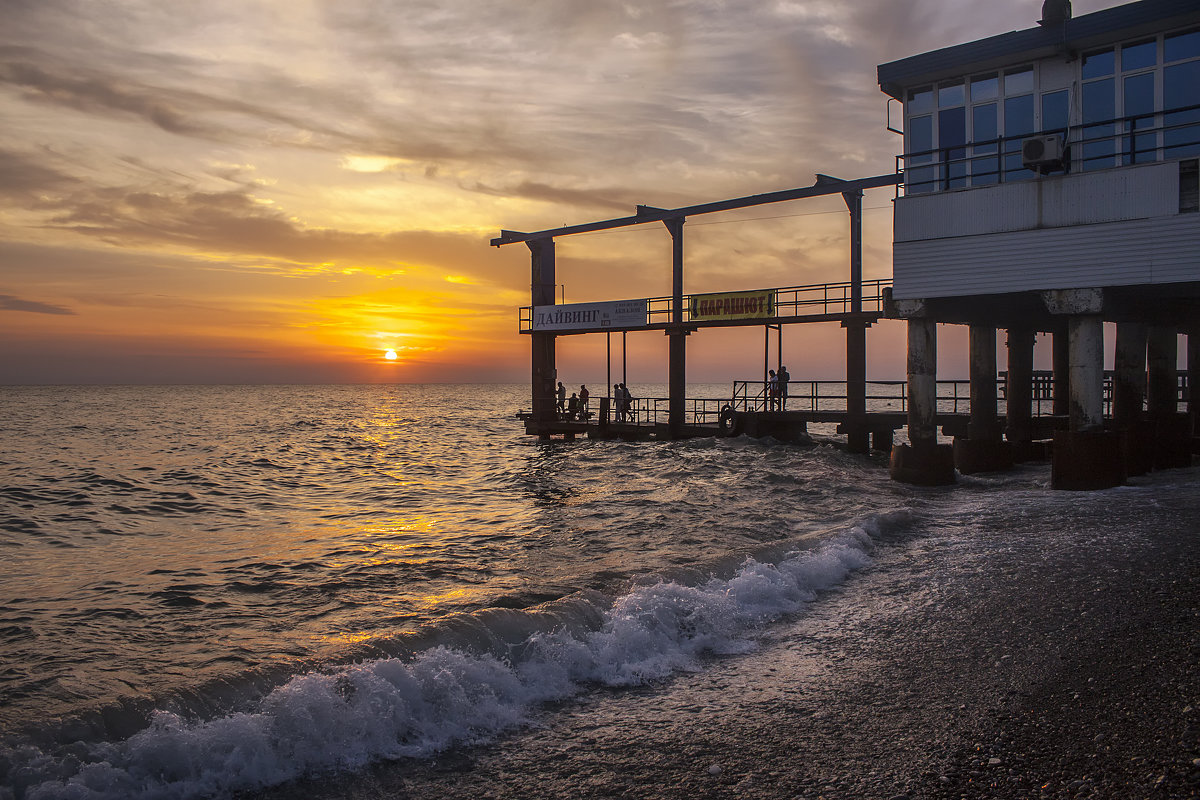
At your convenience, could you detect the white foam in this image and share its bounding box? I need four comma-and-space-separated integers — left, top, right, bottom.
4, 514, 900, 800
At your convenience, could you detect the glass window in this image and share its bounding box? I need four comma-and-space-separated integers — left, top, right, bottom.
1004, 67, 1034, 95
1124, 72, 1156, 163
1041, 90, 1069, 133
971, 74, 998, 102
1082, 49, 1115, 79
973, 103, 998, 146
939, 81, 965, 108
906, 114, 936, 193
939, 106, 967, 188
1164, 61, 1200, 158
909, 114, 934, 156
1004, 93, 1035, 180
1124, 72, 1155, 119
1165, 29, 1200, 63
972, 103, 999, 185
1082, 78, 1116, 170
1164, 61, 1200, 111
907, 87, 933, 115
1121, 40, 1157, 71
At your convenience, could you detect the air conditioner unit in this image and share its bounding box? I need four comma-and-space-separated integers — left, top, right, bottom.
1022, 134, 1065, 169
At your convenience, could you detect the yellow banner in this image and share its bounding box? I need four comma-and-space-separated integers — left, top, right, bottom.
688, 290, 774, 321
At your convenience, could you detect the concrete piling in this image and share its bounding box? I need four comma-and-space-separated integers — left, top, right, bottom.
890, 312, 955, 486
1005, 328, 1038, 461
954, 325, 1012, 473
1045, 289, 1124, 490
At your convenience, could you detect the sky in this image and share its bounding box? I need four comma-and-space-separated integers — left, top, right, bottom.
0, 0, 1128, 385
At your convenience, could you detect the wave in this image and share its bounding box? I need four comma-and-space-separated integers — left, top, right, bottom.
0, 510, 911, 800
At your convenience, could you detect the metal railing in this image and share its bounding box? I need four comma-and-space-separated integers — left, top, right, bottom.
520, 373, 1188, 427
895, 103, 1200, 195
729, 380, 970, 414
518, 279, 892, 333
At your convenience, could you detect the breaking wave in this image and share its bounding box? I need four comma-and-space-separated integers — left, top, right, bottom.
1, 511, 908, 800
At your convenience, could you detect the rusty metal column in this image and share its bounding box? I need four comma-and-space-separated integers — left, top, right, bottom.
1005, 328, 1036, 460
664, 217, 687, 438
842, 187, 869, 453
528, 239, 556, 435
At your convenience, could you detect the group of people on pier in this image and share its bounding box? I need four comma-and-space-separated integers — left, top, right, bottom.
554, 381, 635, 422
612, 383, 634, 422
767, 366, 791, 411
556, 382, 590, 421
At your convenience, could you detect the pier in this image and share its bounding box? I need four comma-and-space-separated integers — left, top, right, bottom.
496, 2, 1200, 490
494, 173, 900, 453
495, 168, 1195, 489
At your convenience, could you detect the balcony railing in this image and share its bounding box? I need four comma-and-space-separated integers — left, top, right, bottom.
895, 103, 1200, 195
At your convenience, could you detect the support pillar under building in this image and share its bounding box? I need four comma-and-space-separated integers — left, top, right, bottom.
1004, 328, 1040, 462
1044, 289, 1124, 490
1052, 326, 1071, 418
954, 324, 1012, 473
1147, 326, 1191, 469
844, 320, 870, 454
1113, 322, 1151, 475
890, 309, 955, 485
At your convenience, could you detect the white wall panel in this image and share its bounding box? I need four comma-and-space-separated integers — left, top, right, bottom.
893, 214, 1200, 298
895, 161, 1179, 242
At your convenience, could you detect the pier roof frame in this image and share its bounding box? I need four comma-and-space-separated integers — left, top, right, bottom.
490, 173, 899, 247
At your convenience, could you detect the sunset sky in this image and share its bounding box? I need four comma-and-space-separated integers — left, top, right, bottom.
1, 0, 1127, 385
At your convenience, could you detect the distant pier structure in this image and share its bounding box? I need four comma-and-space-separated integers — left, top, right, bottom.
878, 0, 1200, 488
493, 174, 902, 451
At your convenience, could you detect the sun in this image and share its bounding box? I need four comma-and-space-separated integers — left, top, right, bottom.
383, 349, 398, 361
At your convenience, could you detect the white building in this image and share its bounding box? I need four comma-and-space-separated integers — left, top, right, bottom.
880, 0, 1198, 299
876, 0, 1199, 488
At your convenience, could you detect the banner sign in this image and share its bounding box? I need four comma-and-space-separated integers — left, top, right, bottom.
688, 290, 775, 321
531, 299, 647, 331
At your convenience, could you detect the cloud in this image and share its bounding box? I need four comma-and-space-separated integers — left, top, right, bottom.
0, 148, 78, 197
0, 294, 75, 315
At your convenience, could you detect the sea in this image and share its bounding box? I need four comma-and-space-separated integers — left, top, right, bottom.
0, 383, 1195, 800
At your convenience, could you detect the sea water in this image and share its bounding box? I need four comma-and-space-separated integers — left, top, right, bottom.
0, 384, 1193, 799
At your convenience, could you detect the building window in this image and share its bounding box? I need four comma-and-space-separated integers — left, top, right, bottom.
905, 87, 935, 193
939, 80, 967, 189
1164, 29, 1200, 159
1082, 49, 1116, 170
1003, 68, 1036, 182
898, 25, 1200, 194
903, 67, 1041, 192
